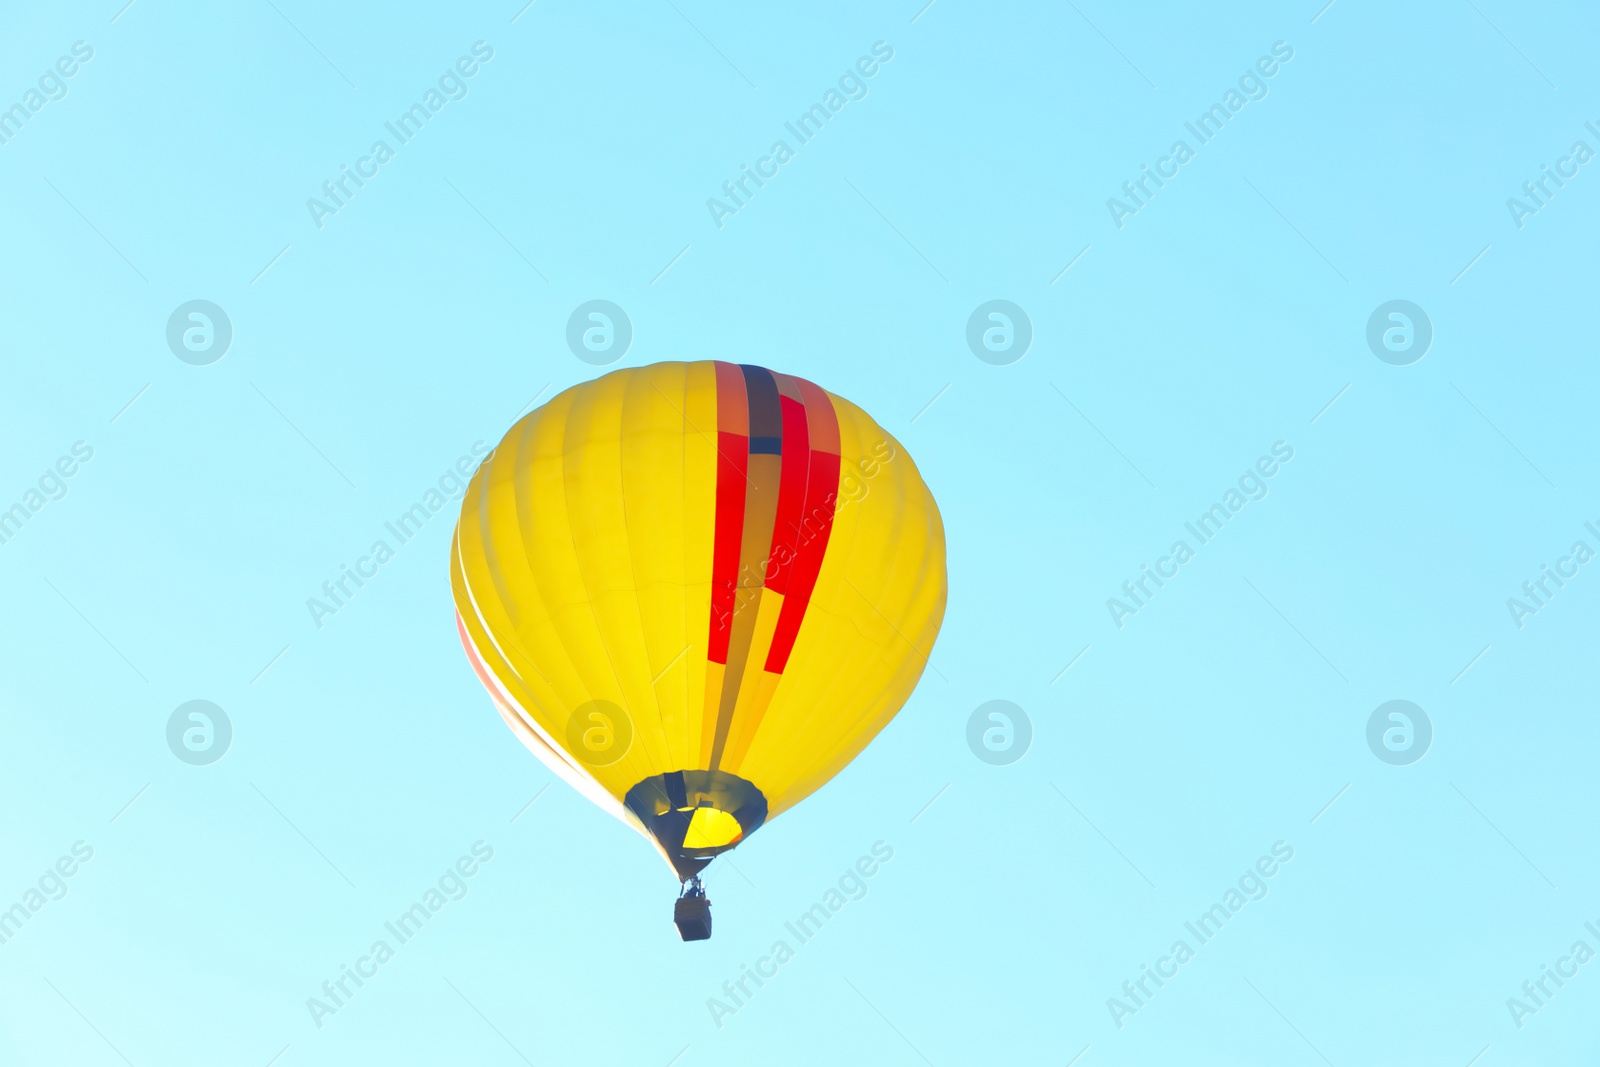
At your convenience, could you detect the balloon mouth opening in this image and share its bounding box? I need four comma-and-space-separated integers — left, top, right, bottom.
624, 770, 768, 881
681, 806, 744, 849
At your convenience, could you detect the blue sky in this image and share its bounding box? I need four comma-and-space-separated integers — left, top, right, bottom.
2, 1, 1598, 1064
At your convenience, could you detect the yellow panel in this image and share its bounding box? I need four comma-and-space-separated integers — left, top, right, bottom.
677, 363, 720, 774
697, 659, 726, 768
558, 369, 668, 785
620, 365, 690, 775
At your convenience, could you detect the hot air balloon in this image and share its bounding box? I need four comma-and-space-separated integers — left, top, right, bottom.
449, 361, 945, 939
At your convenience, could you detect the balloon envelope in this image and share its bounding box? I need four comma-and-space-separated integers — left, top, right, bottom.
450, 361, 946, 879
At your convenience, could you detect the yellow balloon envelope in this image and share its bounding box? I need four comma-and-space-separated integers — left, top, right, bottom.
449, 361, 946, 908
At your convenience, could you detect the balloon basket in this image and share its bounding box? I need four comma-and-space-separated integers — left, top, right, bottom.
675, 876, 712, 941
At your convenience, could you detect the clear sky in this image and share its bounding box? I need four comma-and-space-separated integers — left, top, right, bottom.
2, 0, 1598, 1064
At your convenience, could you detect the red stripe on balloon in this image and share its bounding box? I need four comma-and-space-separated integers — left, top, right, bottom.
708, 433, 749, 666
764, 382, 841, 674
764, 392, 811, 597
708, 363, 751, 665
